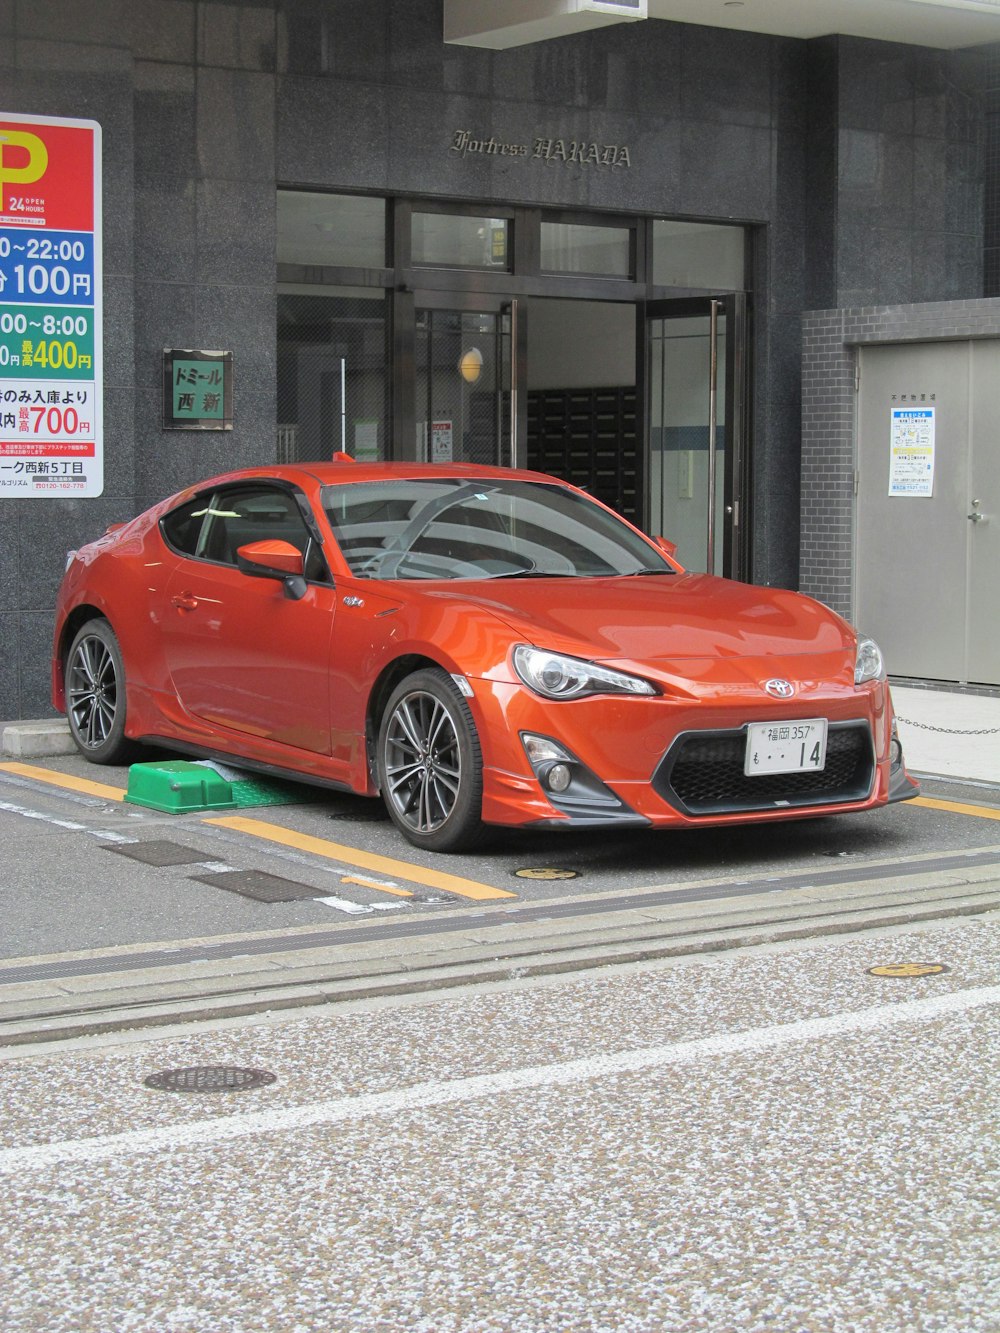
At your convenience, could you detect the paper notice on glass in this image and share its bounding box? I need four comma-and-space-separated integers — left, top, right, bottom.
888, 407, 935, 497
431, 419, 453, 463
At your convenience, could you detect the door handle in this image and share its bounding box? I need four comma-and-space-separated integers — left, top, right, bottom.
171, 592, 199, 610
967, 511, 986, 524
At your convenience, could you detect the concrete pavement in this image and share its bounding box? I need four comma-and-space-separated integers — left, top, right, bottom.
1, 916, 997, 1332
891, 684, 1000, 785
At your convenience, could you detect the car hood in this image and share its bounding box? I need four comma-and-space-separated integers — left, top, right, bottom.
415, 573, 857, 685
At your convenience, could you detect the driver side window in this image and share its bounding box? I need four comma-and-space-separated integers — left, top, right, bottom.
162, 484, 330, 582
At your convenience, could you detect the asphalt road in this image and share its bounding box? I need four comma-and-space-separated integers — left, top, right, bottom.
2, 751, 999, 959
2, 750, 999, 1045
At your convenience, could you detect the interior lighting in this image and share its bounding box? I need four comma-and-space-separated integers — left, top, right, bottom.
459, 347, 483, 383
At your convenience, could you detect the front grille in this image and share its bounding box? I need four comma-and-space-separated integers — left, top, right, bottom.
654, 722, 875, 816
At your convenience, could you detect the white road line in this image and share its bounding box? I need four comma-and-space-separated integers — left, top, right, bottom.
2, 984, 998, 1176
0, 799, 87, 832
314, 895, 372, 914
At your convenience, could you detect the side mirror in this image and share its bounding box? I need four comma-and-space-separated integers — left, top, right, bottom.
236, 540, 308, 600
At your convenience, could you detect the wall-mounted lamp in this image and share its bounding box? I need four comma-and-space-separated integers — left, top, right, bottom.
459, 347, 483, 383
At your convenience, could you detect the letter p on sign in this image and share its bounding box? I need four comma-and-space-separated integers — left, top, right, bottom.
0, 130, 48, 187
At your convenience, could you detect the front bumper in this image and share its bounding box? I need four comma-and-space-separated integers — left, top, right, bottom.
474, 677, 916, 831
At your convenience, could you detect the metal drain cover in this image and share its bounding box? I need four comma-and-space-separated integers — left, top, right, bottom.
868, 963, 950, 978
105, 840, 211, 866
144, 1066, 277, 1093
192, 869, 322, 902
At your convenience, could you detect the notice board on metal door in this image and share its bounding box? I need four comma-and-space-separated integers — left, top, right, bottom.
0, 113, 102, 497
888, 406, 935, 497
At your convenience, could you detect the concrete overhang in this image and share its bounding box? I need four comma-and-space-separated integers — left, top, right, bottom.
445, 0, 1000, 49
444, 1, 647, 50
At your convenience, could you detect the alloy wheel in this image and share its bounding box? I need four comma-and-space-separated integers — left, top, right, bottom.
382, 689, 463, 835
68, 632, 120, 750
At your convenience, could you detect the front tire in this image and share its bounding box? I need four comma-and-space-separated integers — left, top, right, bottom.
377, 669, 484, 852
65, 619, 135, 764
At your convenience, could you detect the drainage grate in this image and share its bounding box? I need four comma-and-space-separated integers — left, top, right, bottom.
192, 869, 323, 903
144, 1066, 277, 1093
105, 840, 213, 867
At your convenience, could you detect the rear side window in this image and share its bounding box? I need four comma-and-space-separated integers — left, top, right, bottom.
160, 495, 209, 556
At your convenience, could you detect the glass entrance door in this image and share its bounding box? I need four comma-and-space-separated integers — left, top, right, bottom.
647, 296, 746, 577
414, 304, 514, 467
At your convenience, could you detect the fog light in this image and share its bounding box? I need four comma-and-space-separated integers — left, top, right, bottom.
546, 763, 572, 793
890, 736, 903, 768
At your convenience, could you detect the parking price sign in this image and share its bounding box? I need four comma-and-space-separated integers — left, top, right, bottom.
0, 113, 103, 497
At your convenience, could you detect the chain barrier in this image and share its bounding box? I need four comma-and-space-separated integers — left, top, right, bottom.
896, 716, 1000, 736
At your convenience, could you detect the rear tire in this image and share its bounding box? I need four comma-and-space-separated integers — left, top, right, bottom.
377, 668, 485, 853
65, 619, 136, 765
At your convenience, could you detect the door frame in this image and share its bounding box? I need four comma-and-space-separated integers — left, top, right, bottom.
642, 293, 750, 579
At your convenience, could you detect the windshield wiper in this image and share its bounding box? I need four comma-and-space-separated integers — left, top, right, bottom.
483, 568, 580, 579
625, 567, 675, 576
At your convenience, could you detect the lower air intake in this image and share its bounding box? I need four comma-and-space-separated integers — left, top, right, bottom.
654, 722, 875, 816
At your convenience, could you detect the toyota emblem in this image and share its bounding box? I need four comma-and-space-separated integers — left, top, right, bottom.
764, 678, 795, 699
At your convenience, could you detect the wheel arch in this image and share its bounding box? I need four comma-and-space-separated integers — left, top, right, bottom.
53, 604, 111, 710
364, 653, 447, 789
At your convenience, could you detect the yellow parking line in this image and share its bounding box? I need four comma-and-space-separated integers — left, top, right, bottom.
911, 795, 1000, 822
341, 875, 414, 898
206, 814, 517, 901
0, 761, 125, 802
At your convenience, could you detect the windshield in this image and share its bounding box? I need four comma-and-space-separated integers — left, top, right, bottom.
321, 478, 674, 581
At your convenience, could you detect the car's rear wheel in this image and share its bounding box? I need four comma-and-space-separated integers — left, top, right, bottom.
65, 619, 135, 764
377, 668, 484, 852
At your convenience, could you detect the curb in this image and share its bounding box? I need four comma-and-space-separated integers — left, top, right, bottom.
1, 720, 75, 759
3, 875, 998, 1048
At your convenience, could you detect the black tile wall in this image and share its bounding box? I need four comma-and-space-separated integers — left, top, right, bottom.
0, 3, 997, 720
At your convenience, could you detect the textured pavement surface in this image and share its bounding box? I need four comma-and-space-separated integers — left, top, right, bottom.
1, 915, 997, 1333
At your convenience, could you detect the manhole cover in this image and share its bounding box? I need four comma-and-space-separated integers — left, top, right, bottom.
105, 840, 210, 867
192, 869, 322, 903
868, 963, 950, 978
144, 1066, 277, 1093
513, 867, 580, 880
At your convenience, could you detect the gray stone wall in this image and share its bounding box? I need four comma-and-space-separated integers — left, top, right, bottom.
0, 0, 994, 721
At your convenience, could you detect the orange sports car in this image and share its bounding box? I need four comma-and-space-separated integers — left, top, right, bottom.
52, 461, 918, 851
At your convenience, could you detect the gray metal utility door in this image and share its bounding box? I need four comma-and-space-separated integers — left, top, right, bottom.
855, 340, 1000, 687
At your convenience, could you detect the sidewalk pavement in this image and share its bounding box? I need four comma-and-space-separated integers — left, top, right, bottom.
890, 684, 1000, 787
4, 684, 1000, 790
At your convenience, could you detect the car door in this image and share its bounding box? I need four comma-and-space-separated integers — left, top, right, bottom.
158, 481, 337, 756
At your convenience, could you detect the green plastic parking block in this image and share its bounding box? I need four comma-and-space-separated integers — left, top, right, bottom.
124, 760, 238, 814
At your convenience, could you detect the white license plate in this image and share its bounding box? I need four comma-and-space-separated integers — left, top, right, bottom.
745, 719, 828, 777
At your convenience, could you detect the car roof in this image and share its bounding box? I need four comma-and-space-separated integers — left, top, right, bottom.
191, 460, 575, 492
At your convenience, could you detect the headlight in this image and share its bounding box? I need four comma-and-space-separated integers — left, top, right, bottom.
854, 635, 886, 685
513, 645, 657, 700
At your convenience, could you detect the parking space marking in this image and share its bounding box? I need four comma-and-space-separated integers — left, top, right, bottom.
911, 795, 1000, 822
205, 814, 517, 901
340, 874, 414, 897
0, 761, 125, 802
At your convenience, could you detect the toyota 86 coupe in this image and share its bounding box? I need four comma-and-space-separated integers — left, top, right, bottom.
52, 460, 918, 851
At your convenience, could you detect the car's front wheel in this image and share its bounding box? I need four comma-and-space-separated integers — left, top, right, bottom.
65, 618, 135, 764
377, 668, 484, 852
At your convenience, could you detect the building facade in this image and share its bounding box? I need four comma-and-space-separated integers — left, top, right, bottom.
1, 0, 997, 721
